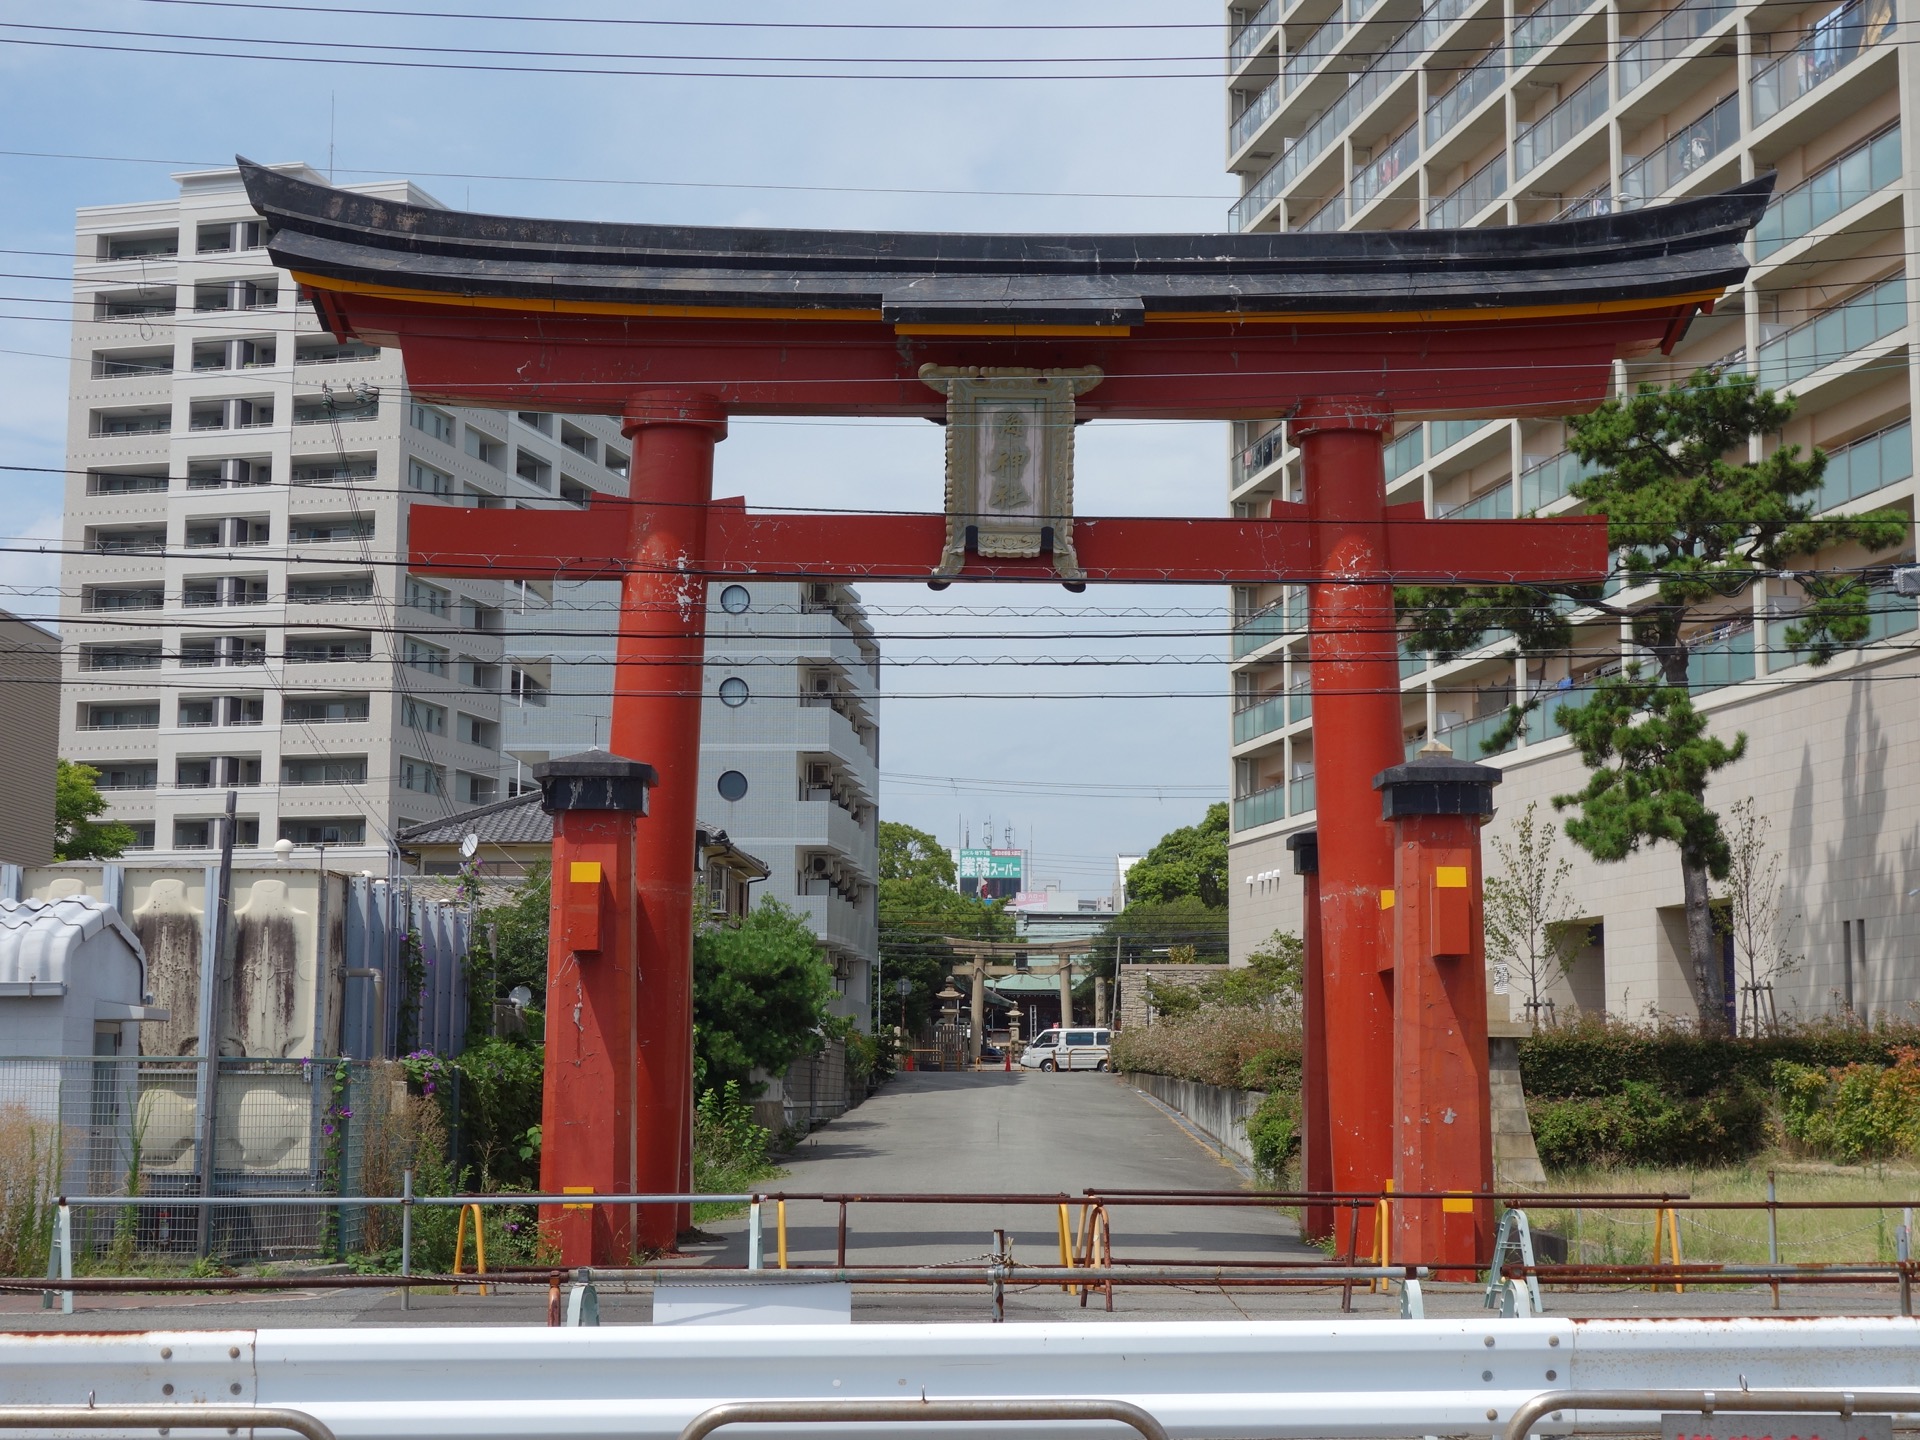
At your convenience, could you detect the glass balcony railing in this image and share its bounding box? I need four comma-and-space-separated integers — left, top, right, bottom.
1384, 426, 1425, 481
1814, 420, 1912, 511
1230, 0, 1281, 66
1514, 0, 1590, 65
1414, 708, 1519, 760
1232, 603, 1291, 658
1619, 0, 1733, 95
1287, 585, 1309, 632
1519, 447, 1601, 511
1231, 77, 1284, 154
1290, 769, 1316, 813
1755, 273, 1906, 389
1283, 16, 1349, 95
1752, 0, 1894, 126
1426, 48, 1504, 143
1529, 683, 1599, 741
1350, 121, 1418, 211
1686, 625, 1757, 694
1298, 196, 1346, 231
1229, 0, 1470, 230
1400, 650, 1428, 678
1442, 481, 1514, 519
1515, 68, 1609, 178
1767, 585, 1917, 669
1234, 692, 1290, 744
1557, 184, 1617, 220
1428, 152, 1506, 228
1234, 782, 1289, 831
1621, 92, 1739, 204
1754, 124, 1901, 258
1430, 416, 1495, 455
1289, 683, 1313, 724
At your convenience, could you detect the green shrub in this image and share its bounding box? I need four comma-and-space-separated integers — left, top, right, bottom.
1774, 1049, 1920, 1162
1528, 1081, 1766, 1169
692, 1082, 782, 1222
1109, 1011, 1302, 1091
1244, 1090, 1300, 1180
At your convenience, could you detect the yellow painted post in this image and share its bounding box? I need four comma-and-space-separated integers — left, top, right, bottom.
452, 1203, 488, 1295
777, 1200, 789, 1270
1058, 1203, 1075, 1292
472, 1204, 488, 1296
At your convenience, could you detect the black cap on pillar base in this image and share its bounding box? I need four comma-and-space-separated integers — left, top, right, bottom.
1372, 749, 1501, 819
1286, 829, 1319, 875
532, 750, 659, 815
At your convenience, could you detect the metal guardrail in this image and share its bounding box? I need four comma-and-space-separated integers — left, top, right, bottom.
0, 1409, 334, 1440
677, 1399, 1169, 1440
1505, 1389, 1920, 1440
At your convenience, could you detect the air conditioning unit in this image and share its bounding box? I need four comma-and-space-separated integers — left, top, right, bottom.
810, 856, 830, 875
807, 762, 832, 788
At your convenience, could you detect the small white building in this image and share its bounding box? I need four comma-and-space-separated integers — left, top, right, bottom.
0, 896, 162, 1058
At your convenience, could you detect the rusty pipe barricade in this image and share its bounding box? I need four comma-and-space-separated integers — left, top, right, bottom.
1503, 1390, 1920, 1440
0, 1408, 334, 1440
677, 1398, 1170, 1440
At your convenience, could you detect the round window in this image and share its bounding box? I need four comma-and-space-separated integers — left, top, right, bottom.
716, 770, 749, 802
719, 584, 751, 615
718, 676, 750, 708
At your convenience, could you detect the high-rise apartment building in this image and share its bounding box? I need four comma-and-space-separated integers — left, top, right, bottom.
60, 164, 628, 861
1224, 0, 1918, 1018
502, 578, 881, 1029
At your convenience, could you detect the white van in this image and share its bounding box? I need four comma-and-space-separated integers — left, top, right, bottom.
1018, 1027, 1113, 1072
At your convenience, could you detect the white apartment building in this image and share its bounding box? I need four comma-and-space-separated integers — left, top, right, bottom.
501, 578, 882, 1030
1223, 0, 1919, 1019
60, 163, 629, 863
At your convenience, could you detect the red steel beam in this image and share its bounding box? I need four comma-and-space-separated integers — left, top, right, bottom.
409, 499, 1610, 586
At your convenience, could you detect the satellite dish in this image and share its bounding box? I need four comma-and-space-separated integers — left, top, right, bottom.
459, 832, 480, 859
509, 985, 533, 1009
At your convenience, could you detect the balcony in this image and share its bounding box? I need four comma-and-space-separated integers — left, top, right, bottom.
1239, 424, 1287, 479
1514, 0, 1590, 66
1815, 420, 1912, 511
92, 352, 170, 380
1232, 781, 1289, 831
1519, 447, 1600, 511
1618, 0, 1732, 96
1557, 184, 1616, 219
1350, 121, 1417, 212
1231, 0, 1281, 67
293, 396, 379, 425
1753, 124, 1901, 259
1233, 691, 1291, 744
1281, 16, 1348, 97
1752, 0, 1893, 126
1621, 93, 1738, 204
1231, 77, 1285, 156
92, 410, 168, 438
1515, 69, 1608, 178
85, 588, 163, 613
1426, 48, 1503, 146
1767, 582, 1917, 668
1290, 770, 1316, 814
1233, 604, 1289, 660
1415, 707, 1518, 760
81, 646, 162, 672
1428, 152, 1505, 228
1685, 623, 1756, 694
1384, 426, 1425, 482
1229, 0, 1470, 230
91, 529, 165, 554
1754, 273, 1905, 390
1430, 416, 1496, 455
1441, 481, 1513, 519
288, 517, 375, 545
1297, 196, 1345, 231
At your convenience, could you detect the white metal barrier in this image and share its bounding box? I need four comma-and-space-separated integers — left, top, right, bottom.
0, 1318, 1916, 1440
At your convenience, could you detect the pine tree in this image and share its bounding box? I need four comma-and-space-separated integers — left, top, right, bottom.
1399, 370, 1904, 1031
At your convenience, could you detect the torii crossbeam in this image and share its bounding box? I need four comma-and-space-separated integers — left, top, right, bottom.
243, 160, 1769, 1266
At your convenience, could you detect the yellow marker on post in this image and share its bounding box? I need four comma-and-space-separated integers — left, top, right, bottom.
569, 860, 602, 883
1380, 889, 1395, 909
562, 1185, 594, 1211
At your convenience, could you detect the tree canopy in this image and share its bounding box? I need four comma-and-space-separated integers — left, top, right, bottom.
54, 759, 135, 861
1124, 802, 1230, 909
876, 821, 1011, 1033
694, 897, 838, 1096
1398, 371, 1906, 1028
476, 862, 550, 1006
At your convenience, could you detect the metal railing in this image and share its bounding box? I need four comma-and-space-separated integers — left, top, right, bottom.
1619, 0, 1732, 94
1515, 67, 1608, 177
1282, 16, 1348, 95
1816, 418, 1912, 511
1297, 195, 1345, 231
1428, 152, 1505, 228
1230, 0, 1281, 65
1755, 123, 1901, 258
1230, 76, 1284, 154
1514, 0, 1592, 65
1752, 0, 1893, 125
1239, 422, 1286, 478
1384, 425, 1425, 480
1425, 47, 1503, 143
1349, 121, 1417, 211
1440, 480, 1512, 519
1621, 91, 1738, 203
1755, 272, 1906, 389
1519, 447, 1600, 511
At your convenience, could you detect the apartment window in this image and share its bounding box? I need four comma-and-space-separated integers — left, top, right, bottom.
283, 694, 370, 723
81, 703, 159, 730
87, 469, 168, 496
89, 525, 165, 553
181, 577, 268, 608
288, 515, 375, 544
294, 338, 380, 366
95, 289, 172, 320
173, 816, 260, 848
516, 411, 553, 435
93, 348, 171, 380
410, 403, 455, 443
559, 476, 594, 506
190, 338, 274, 372
458, 714, 498, 749
407, 459, 453, 495
91, 407, 169, 437
405, 578, 451, 616
288, 574, 374, 603
280, 818, 365, 845
187, 458, 270, 489
85, 586, 164, 613
402, 697, 447, 734
286, 634, 372, 664
193, 279, 276, 312
514, 451, 552, 489
458, 772, 498, 805
89, 763, 157, 791
194, 220, 261, 253
181, 635, 267, 668
559, 422, 596, 460
81, 644, 161, 672
101, 230, 177, 260
178, 696, 264, 728
176, 757, 262, 789
184, 517, 269, 548
509, 668, 549, 707
293, 390, 378, 426
464, 602, 501, 633
121, 824, 156, 851
282, 756, 368, 786
463, 484, 504, 509
462, 659, 501, 689
464, 427, 506, 468
399, 759, 446, 796
403, 637, 449, 675
292, 458, 376, 486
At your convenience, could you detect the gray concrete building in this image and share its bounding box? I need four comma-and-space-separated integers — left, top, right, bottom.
502, 578, 881, 1030
59, 163, 628, 866
1223, 0, 1919, 1022
0, 610, 59, 864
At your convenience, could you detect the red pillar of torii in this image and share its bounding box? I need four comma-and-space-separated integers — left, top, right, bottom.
242, 160, 1768, 1267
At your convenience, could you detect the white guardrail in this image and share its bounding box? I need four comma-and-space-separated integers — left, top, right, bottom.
0, 1318, 1916, 1440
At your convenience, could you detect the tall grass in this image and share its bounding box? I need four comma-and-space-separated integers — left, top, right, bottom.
0, 1105, 61, 1276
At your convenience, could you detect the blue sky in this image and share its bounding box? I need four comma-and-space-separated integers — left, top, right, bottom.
0, 1, 1235, 891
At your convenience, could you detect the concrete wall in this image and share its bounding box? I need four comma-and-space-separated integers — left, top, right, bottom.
0, 614, 59, 866
1125, 1071, 1267, 1169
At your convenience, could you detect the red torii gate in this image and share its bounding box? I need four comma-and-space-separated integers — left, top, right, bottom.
242, 161, 1769, 1267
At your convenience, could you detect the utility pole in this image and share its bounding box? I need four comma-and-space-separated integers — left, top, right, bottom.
194, 789, 237, 1259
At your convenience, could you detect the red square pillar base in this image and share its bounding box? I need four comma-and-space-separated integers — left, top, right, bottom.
1374, 751, 1501, 1275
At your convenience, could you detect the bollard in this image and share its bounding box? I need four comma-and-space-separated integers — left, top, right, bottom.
776, 1199, 789, 1270
40, 1202, 72, 1315
747, 1201, 763, 1271
1767, 1171, 1781, 1310
399, 1170, 413, 1312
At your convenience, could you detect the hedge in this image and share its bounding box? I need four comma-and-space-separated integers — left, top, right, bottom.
1518, 1015, 1920, 1100
1527, 1082, 1767, 1169
1107, 1011, 1300, 1092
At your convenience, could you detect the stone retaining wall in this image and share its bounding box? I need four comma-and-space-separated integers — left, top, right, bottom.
1125, 1071, 1267, 1169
